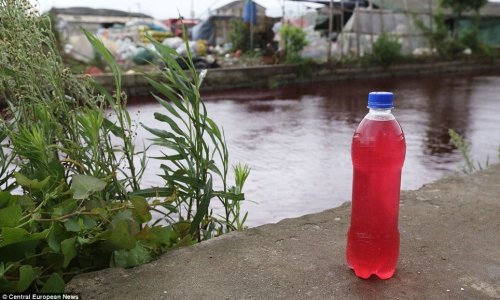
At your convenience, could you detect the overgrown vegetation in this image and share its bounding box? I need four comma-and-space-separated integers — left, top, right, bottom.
279, 24, 308, 64
229, 18, 276, 53
448, 129, 490, 173
230, 18, 251, 52
0, 1, 248, 292
368, 33, 402, 67
440, 0, 487, 37
415, 0, 495, 59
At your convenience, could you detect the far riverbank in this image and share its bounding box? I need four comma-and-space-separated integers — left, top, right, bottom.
93, 59, 500, 97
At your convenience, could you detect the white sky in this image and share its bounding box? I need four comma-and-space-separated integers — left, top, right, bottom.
29, 0, 324, 20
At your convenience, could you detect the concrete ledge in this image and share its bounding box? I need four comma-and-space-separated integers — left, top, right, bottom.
92, 60, 500, 96
67, 164, 500, 299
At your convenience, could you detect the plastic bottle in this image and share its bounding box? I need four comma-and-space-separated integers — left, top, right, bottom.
346, 92, 406, 280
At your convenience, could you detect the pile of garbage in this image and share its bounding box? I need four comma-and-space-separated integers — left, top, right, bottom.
61, 18, 216, 71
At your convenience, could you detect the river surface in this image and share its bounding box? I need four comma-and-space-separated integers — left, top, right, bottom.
128, 71, 500, 226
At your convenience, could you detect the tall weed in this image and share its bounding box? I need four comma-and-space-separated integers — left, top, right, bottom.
0, 1, 248, 292
449, 128, 489, 173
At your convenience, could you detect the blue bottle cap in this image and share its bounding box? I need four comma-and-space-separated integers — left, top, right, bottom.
368, 92, 394, 109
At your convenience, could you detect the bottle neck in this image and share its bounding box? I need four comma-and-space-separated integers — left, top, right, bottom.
366, 107, 395, 120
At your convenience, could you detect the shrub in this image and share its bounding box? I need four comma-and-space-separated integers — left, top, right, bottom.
280, 25, 307, 63
368, 33, 402, 67
0, 1, 249, 292
230, 18, 250, 52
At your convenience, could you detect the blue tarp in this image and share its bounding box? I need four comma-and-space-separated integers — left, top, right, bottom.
244, 0, 257, 24
192, 18, 215, 44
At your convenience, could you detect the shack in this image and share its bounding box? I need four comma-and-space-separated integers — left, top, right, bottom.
293, 0, 500, 58
193, 0, 270, 46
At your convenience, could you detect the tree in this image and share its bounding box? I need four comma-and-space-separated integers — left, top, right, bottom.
440, 0, 487, 36
280, 24, 307, 63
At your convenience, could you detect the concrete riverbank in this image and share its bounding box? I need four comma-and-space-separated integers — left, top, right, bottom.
67, 164, 500, 299
93, 60, 500, 97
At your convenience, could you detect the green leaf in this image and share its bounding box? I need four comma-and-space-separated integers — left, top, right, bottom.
109, 220, 136, 250
0, 192, 17, 209
63, 217, 81, 233
81, 215, 97, 229
110, 210, 133, 227
212, 191, 245, 201
84, 29, 121, 87
0, 228, 48, 248
175, 234, 195, 248
61, 237, 77, 268
145, 78, 188, 114
205, 117, 222, 140
16, 265, 38, 292
153, 112, 186, 137
14, 173, 50, 190
0, 205, 22, 227
142, 124, 177, 140
149, 227, 175, 245
102, 118, 122, 137
130, 196, 151, 223
129, 188, 175, 198
71, 174, 106, 200
191, 178, 213, 234
52, 199, 78, 218
40, 273, 65, 293
151, 93, 182, 119
162, 173, 201, 188
173, 221, 191, 238
47, 223, 65, 252
111, 242, 151, 268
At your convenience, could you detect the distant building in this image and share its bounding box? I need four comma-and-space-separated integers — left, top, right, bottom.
50, 7, 153, 38
195, 0, 269, 45
215, 0, 266, 18
309, 0, 500, 57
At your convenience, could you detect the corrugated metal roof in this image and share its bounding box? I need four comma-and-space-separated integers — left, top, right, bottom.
215, 0, 266, 12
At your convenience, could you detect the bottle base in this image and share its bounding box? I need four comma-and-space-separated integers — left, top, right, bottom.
348, 266, 395, 280
346, 229, 399, 280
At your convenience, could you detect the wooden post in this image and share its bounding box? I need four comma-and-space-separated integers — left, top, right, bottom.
328, 0, 333, 63
403, 0, 413, 52
340, 0, 344, 58
429, 0, 433, 32
379, 0, 385, 34
355, 2, 360, 57
250, 0, 254, 51
369, 1, 374, 49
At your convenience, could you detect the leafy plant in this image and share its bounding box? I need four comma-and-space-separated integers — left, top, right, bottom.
280, 25, 307, 63
143, 35, 250, 240
414, 8, 462, 58
441, 0, 487, 37
0, 1, 248, 292
448, 128, 489, 173
415, 0, 490, 58
368, 33, 402, 67
230, 18, 250, 52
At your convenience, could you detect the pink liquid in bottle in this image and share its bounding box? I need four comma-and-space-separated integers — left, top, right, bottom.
346, 92, 406, 280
